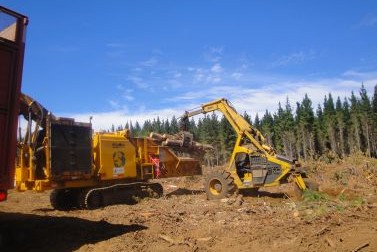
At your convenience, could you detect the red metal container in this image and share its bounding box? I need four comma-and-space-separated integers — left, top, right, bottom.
0, 6, 27, 201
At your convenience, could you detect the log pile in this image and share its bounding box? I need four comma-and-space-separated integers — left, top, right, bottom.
149, 131, 213, 158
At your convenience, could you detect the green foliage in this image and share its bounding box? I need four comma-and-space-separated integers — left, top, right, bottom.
302, 189, 329, 202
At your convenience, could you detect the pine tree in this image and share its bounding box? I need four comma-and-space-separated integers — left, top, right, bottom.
134, 121, 141, 136
335, 97, 346, 158
260, 110, 274, 146
349, 91, 362, 153
342, 98, 351, 155
219, 115, 236, 163
273, 103, 285, 154
254, 113, 261, 130
359, 84, 372, 156
371, 85, 377, 156
323, 94, 337, 156
243, 111, 252, 124
170, 116, 179, 134
162, 119, 170, 133
275, 99, 296, 158
313, 105, 325, 158
294, 95, 315, 160
189, 118, 198, 139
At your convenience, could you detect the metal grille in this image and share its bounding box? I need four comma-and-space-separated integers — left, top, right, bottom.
50, 123, 92, 179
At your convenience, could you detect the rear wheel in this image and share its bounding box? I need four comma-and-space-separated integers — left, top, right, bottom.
204, 171, 237, 200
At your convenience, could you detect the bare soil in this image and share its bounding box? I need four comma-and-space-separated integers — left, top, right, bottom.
1, 155, 377, 252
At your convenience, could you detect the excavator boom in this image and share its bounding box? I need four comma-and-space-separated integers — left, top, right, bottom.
181, 98, 274, 156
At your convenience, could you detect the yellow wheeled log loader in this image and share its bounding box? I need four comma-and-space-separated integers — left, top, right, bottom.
180, 98, 317, 199
15, 94, 203, 210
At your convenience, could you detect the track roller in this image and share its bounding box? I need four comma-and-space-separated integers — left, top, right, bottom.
76, 188, 104, 210
73, 182, 164, 210
146, 183, 164, 198
85, 189, 103, 210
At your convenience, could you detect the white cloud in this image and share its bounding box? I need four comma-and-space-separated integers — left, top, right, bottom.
203, 46, 224, 62
106, 42, 127, 48
168, 79, 183, 88
122, 92, 134, 101
141, 57, 158, 67
69, 108, 183, 131
232, 72, 243, 80
271, 50, 317, 67
342, 70, 377, 79
127, 76, 149, 89
66, 68, 377, 132
164, 70, 377, 119
108, 99, 120, 109
355, 14, 377, 28
210, 46, 224, 54
211, 63, 223, 73
206, 75, 221, 83
132, 67, 142, 72
173, 72, 182, 78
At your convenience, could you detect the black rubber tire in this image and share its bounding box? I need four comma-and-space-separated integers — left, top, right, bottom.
204, 171, 237, 200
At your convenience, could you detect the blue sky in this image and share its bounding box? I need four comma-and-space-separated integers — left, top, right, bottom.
2, 1, 377, 130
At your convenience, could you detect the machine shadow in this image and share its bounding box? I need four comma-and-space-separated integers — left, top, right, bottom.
240, 190, 287, 199
0, 211, 146, 252
165, 188, 204, 197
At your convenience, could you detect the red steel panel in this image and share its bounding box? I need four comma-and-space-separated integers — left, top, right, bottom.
0, 6, 27, 195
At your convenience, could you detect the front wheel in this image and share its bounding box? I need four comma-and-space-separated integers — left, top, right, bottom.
204, 171, 237, 200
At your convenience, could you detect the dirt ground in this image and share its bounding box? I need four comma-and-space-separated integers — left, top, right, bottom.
1, 156, 377, 252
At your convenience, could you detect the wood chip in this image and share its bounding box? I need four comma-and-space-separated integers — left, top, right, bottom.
158, 234, 195, 248
325, 236, 335, 247
351, 242, 369, 252
159, 234, 176, 245
197, 237, 212, 242
313, 225, 331, 236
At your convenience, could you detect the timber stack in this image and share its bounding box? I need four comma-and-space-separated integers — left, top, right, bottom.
149, 131, 213, 159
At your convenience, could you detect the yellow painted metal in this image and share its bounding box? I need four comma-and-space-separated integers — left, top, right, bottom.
293, 174, 307, 190
209, 179, 222, 195
93, 131, 137, 180
243, 172, 252, 183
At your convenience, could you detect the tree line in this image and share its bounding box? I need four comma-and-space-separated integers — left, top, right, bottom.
111, 84, 377, 164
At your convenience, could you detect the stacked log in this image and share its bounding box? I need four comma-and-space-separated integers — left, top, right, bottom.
149, 131, 213, 155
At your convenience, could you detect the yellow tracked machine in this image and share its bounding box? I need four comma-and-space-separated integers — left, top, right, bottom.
15, 94, 203, 209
